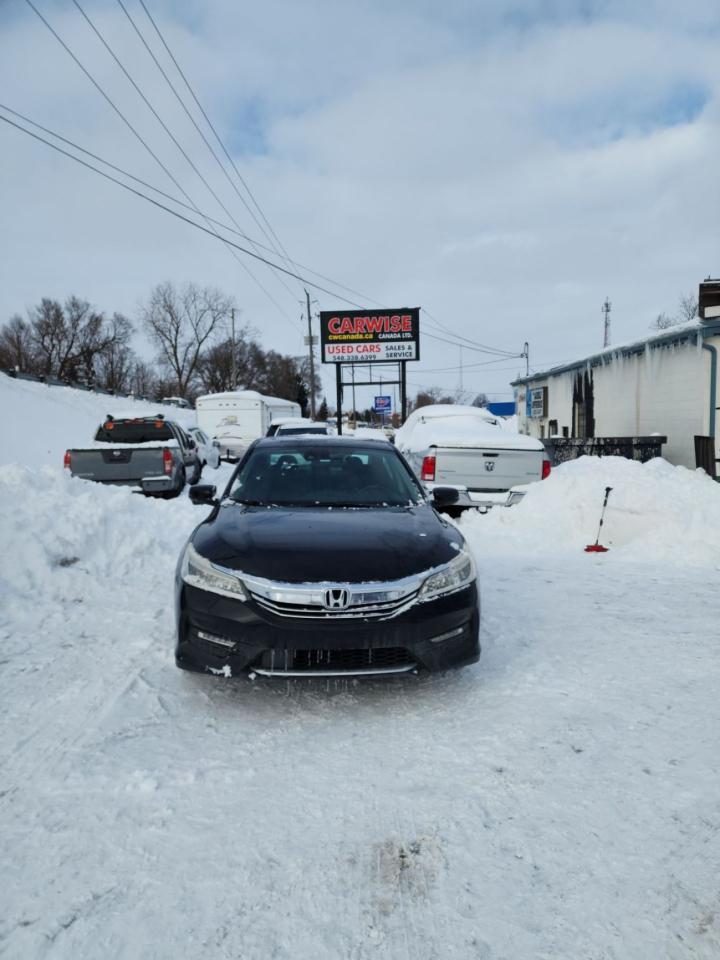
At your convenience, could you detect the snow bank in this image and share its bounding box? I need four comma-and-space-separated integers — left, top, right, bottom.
399, 414, 542, 452
0, 464, 198, 623
0, 374, 195, 469
461, 455, 720, 568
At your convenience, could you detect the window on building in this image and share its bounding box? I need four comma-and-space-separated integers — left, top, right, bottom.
549, 419, 558, 436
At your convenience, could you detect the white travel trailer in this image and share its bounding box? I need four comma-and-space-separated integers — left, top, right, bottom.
195, 390, 300, 460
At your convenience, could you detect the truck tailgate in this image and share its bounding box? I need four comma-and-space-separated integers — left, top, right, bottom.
69, 447, 167, 484
435, 446, 542, 491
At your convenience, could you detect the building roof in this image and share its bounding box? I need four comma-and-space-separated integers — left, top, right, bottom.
512, 318, 720, 387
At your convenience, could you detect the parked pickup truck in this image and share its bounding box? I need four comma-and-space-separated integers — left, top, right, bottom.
64, 414, 202, 498
395, 404, 550, 511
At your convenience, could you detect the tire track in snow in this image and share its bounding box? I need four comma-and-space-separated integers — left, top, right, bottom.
0, 620, 167, 808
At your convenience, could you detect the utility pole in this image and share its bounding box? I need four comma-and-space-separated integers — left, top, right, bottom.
523, 341, 529, 377
230, 308, 236, 390
351, 364, 356, 426
602, 297, 612, 348
304, 289, 317, 419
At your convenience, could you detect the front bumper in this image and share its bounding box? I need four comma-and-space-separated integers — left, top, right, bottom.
175, 580, 480, 677
140, 475, 176, 493
217, 439, 248, 462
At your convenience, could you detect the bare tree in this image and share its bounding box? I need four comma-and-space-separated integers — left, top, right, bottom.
414, 387, 455, 409
677, 293, 698, 323
31, 298, 67, 376
650, 311, 676, 331
129, 360, 159, 399
0, 315, 34, 371
96, 314, 135, 393
197, 329, 264, 394
472, 392, 489, 408
142, 282, 234, 397
650, 293, 700, 331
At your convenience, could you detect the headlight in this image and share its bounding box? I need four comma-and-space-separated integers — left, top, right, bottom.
181, 542, 248, 601
418, 550, 476, 602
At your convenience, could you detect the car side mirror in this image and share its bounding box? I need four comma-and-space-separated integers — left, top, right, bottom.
432, 486, 459, 507
189, 484, 217, 505
187, 438, 196, 450
212, 440, 220, 448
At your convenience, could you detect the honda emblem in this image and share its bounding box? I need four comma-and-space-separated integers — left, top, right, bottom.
323, 588, 350, 610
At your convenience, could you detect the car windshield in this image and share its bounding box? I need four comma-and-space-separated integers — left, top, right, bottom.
228, 443, 423, 507
94, 419, 175, 443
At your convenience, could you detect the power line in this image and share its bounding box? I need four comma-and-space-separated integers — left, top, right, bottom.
68, 0, 302, 313
135, 0, 301, 281
0, 110, 379, 306
421, 307, 517, 356
114, 0, 304, 293
23, 0, 299, 334
0, 103, 391, 311
416, 355, 523, 374
422, 328, 521, 357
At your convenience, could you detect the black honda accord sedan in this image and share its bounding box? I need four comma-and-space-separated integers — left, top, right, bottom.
175, 436, 480, 678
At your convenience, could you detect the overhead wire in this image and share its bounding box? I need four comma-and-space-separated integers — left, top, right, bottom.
115, 0, 303, 289
68, 0, 303, 314
17, 0, 528, 363
0, 110, 381, 305
0, 104, 399, 310
23, 0, 301, 334
135, 0, 302, 281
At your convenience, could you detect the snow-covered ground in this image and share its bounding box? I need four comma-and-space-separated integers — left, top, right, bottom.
1, 376, 719, 959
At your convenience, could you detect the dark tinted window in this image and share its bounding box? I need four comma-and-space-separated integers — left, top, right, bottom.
94, 419, 175, 444
276, 426, 328, 436
229, 444, 422, 507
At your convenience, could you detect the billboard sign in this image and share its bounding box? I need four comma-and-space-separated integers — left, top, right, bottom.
527, 386, 547, 419
373, 395, 392, 413
319, 308, 420, 363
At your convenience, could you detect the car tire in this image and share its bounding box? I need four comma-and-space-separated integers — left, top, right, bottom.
189, 461, 203, 485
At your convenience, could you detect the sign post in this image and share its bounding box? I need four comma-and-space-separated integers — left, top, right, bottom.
320, 308, 420, 433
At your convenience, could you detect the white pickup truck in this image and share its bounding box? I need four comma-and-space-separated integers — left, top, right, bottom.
395, 404, 550, 511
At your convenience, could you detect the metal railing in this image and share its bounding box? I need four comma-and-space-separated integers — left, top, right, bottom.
542, 435, 667, 466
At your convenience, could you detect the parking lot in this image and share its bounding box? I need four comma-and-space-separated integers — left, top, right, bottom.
2, 436, 719, 957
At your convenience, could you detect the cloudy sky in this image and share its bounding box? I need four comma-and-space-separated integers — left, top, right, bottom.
1, 0, 719, 406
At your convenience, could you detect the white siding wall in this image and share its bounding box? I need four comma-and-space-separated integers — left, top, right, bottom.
517, 334, 718, 468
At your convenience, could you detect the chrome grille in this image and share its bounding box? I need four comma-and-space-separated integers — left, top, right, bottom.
237, 569, 426, 621
249, 589, 420, 620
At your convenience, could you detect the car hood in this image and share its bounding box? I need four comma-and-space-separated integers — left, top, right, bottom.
192, 503, 463, 583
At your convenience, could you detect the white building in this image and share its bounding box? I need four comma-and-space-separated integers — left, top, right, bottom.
513, 315, 720, 471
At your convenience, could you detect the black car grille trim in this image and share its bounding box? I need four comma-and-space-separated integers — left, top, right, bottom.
255, 647, 416, 674
248, 590, 420, 620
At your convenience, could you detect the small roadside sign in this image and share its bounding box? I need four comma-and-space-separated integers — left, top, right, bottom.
373, 395, 392, 413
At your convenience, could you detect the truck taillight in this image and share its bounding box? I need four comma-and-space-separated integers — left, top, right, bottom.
64, 450, 71, 469
421, 455, 436, 482
541, 459, 551, 480
162, 447, 173, 475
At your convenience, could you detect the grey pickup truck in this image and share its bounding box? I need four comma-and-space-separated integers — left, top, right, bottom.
64, 414, 202, 497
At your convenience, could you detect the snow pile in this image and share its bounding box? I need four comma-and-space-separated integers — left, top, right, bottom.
0, 373, 195, 469
0, 465, 197, 609
461, 455, 720, 567
398, 413, 542, 451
